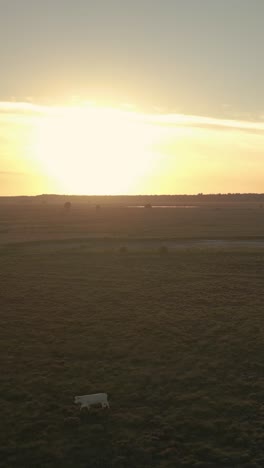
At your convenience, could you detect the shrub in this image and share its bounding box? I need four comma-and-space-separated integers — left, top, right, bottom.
159, 246, 169, 255
64, 202, 71, 211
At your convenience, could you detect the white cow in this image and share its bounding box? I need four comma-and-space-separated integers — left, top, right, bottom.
74, 393, 110, 410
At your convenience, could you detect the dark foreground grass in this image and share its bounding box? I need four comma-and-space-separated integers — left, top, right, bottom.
1, 246, 264, 467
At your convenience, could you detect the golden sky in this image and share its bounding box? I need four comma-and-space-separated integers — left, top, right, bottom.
1, 1, 264, 195
1, 101, 263, 195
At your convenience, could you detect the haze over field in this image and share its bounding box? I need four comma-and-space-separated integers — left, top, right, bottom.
1, 0, 264, 195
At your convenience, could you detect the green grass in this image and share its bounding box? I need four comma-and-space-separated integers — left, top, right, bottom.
1, 246, 264, 467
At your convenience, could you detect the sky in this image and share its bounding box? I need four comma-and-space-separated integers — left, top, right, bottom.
0, 0, 264, 195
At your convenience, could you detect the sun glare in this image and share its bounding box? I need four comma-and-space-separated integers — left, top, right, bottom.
31, 105, 165, 194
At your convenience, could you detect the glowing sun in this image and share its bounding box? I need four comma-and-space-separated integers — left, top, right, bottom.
32, 105, 163, 194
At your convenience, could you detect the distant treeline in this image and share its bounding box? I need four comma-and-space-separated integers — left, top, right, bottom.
1, 193, 264, 205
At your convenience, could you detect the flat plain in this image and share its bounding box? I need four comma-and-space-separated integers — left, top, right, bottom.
1, 201, 264, 467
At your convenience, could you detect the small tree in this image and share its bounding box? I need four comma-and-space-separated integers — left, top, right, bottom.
64, 201, 71, 211
119, 246, 128, 254
144, 203, 152, 209
159, 245, 169, 255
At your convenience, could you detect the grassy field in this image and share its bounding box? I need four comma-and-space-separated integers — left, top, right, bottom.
0, 202, 264, 245
1, 204, 264, 467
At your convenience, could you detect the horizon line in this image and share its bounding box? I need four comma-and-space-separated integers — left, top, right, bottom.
1, 193, 264, 198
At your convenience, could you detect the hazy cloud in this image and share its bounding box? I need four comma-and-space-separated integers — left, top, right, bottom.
0, 101, 48, 115
148, 114, 264, 135
0, 171, 26, 176
1, 101, 264, 135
